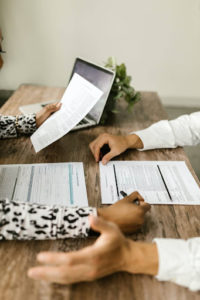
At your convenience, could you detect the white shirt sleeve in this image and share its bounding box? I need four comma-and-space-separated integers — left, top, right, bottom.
154, 238, 200, 291
132, 112, 200, 150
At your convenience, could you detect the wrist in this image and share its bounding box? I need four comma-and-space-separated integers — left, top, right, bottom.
122, 240, 158, 276
125, 134, 144, 149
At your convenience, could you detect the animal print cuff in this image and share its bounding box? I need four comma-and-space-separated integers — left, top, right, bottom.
15, 114, 37, 135
0, 198, 97, 240
0, 114, 37, 139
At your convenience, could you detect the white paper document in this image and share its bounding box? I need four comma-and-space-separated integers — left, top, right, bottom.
31, 73, 103, 152
100, 161, 200, 205
0, 163, 88, 207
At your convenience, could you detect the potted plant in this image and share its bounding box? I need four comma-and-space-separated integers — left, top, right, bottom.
100, 57, 141, 124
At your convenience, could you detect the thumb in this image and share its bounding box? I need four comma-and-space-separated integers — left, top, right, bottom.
89, 215, 115, 234
102, 150, 117, 165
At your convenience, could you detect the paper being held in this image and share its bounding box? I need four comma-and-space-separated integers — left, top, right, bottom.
31, 73, 103, 152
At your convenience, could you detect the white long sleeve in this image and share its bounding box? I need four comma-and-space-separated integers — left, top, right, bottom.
154, 238, 200, 291
133, 112, 200, 291
133, 112, 200, 150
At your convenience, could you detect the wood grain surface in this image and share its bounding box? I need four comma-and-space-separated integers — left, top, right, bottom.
0, 85, 200, 300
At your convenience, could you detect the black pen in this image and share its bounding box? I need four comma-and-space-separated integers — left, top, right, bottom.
113, 164, 120, 199
120, 191, 127, 197
120, 190, 140, 205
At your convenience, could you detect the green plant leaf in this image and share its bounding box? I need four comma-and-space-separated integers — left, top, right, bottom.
111, 109, 119, 114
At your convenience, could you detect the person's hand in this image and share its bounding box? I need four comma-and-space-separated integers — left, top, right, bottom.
89, 133, 143, 165
28, 216, 158, 284
36, 102, 62, 127
97, 191, 150, 233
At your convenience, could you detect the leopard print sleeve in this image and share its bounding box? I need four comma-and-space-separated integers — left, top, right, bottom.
0, 199, 97, 240
0, 114, 37, 139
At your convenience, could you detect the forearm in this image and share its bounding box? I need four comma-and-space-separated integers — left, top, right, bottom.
0, 199, 96, 240
0, 114, 37, 139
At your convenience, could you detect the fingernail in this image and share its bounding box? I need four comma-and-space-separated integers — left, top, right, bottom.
102, 160, 107, 165
37, 253, 46, 260
28, 269, 38, 278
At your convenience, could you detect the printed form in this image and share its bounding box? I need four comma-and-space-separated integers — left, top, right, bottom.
0, 163, 88, 207
100, 161, 200, 205
31, 73, 103, 152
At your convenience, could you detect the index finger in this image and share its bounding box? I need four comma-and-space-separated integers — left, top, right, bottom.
89, 137, 109, 162
125, 191, 144, 203
37, 246, 93, 266
125, 191, 151, 210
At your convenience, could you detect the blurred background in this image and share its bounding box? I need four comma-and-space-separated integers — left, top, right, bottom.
0, 0, 200, 176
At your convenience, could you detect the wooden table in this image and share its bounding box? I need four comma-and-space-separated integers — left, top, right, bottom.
0, 85, 200, 300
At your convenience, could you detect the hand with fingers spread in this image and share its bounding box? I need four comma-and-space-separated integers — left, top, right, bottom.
89, 133, 143, 165
36, 102, 62, 127
97, 191, 150, 233
28, 215, 158, 284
